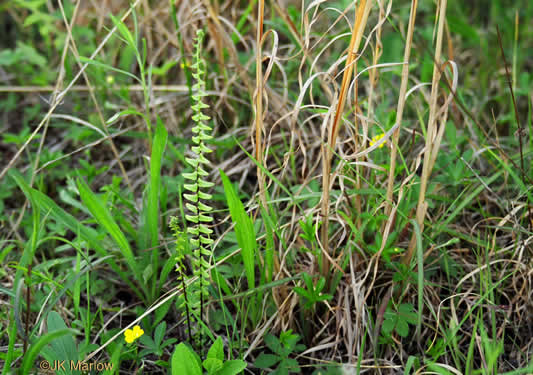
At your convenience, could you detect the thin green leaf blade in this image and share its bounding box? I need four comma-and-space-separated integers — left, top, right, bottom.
77, 179, 138, 281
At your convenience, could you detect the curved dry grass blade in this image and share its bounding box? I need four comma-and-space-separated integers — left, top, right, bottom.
403, 0, 449, 267
255, 0, 268, 212
320, 0, 372, 281
384, 0, 419, 218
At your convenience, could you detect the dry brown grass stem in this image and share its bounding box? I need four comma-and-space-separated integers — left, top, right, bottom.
353, 0, 385, 229
320, 0, 372, 281
402, 0, 448, 266
384, 0, 418, 218
255, 0, 268, 212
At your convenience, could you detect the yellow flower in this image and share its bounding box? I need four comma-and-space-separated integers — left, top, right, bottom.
124, 325, 144, 344
370, 134, 386, 149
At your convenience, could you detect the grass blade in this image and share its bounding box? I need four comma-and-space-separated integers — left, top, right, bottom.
410, 219, 424, 345
148, 116, 168, 299
78, 56, 141, 83
10, 170, 143, 299
77, 178, 140, 288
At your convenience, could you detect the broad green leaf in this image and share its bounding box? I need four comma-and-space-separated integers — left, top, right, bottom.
399, 304, 418, 324
220, 170, 256, 289
42, 312, 78, 367
382, 312, 396, 335
21, 329, 77, 375
142, 264, 153, 284
404, 356, 418, 375
264, 334, 282, 355
172, 343, 202, 375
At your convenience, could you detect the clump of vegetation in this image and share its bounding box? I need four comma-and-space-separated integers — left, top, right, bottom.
1, 0, 532, 374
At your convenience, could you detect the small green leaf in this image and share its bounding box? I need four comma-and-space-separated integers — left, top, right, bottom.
396, 319, 410, 337
216, 360, 247, 375
203, 358, 223, 374
315, 277, 325, 293
106, 109, 146, 125
399, 303, 418, 325
207, 337, 224, 361
142, 264, 153, 284
264, 334, 283, 355
109, 14, 136, 46
154, 322, 166, 347
254, 353, 280, 369
382, 313, 396, 335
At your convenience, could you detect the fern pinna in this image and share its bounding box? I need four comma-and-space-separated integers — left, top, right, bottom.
177, 29, 214, 346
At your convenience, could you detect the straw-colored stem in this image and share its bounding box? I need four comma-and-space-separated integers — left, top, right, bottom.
353, 63, 362, 229
403, 0, 448, 266
320, 0, 372, 280
255, 0, 268, 211
384, 0, 418, 219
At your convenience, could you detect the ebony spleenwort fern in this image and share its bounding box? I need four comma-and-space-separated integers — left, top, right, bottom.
169, 217, 192, 340
171, 29, 214, 348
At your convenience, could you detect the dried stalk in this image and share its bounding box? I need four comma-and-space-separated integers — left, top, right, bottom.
320, 0, 372, 281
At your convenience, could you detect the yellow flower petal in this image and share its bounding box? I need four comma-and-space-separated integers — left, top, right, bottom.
132, 325, 144, 339
124, 329, 134, 344
124, 325, 143, 344
370, 134, 386, 149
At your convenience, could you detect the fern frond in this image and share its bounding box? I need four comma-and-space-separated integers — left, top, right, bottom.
169, 216, 192, 340
179, 28, 214, 348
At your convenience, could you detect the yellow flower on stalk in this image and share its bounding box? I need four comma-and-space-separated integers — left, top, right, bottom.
370, 134, 386, 149
124, 325, 144, 344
